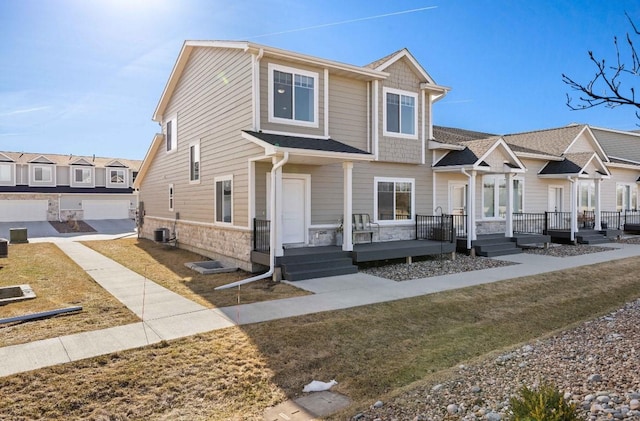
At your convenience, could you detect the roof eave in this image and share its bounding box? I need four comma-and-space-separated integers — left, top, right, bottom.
133, 133, 164, 189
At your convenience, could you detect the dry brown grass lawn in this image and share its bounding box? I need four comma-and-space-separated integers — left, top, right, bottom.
0, 243, 138, 347
83, 238, 309, 308
1, 257, 640, 420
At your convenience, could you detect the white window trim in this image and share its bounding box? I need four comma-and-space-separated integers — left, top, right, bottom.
480, 174, 524, 220
616, 182, 638, 211
189, 140, 201, 184
0, 162, 16, 186
548, 185, 564, 212
70, 166, 95, 188
382, 87, 418, 140
373, 176, 415, 225
168, 184, 174, 211
268, 63, 319, 128
29, 163, 56, 186
215, 175, 233, 225
106, 168, 128, 188
165, 113, 177, 154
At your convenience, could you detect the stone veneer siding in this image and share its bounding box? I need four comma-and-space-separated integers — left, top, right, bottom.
141, 217, 256, 272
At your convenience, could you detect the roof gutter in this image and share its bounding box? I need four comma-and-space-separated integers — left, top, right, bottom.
216, 152, 289, 290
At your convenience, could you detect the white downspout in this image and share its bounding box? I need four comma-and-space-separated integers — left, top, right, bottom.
569, 176, 577, 242
216, 152, 289, 290
505, 172, 514, 238
594, 178, 602, 230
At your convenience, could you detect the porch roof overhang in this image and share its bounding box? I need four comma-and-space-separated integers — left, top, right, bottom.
432, 136, 526, 173
538, 152, 611, 179
242, 130, 374, 165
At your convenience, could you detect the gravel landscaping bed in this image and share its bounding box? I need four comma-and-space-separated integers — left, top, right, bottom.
360, 244, 614, 282
354, 299, 640, 421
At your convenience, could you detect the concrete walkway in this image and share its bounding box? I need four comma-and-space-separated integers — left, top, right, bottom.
2, 240, 640, 378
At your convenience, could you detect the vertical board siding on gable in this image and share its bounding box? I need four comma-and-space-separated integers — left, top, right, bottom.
377, 58, 424, 164
140, 47, 256, 225
259, 58, 325, 137
328, 75, 368, 151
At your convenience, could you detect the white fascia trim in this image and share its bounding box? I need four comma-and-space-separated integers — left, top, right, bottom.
432, 165, 491, 173
273, 148, 374, 162
134, 133, 163, 189
537, 173, 582, 178
428, 140, 465, 150
609, 156, 640, 165
607, 162, 640, 170
564, 126, 609, 162
515, 152, 564, 161
590, 125, 640, 137
374, 49, 435, 83
477, 138, 526, 171
259, 129, 329, 140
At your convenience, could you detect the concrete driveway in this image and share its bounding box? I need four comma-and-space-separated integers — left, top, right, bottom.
0, 219, 136, 241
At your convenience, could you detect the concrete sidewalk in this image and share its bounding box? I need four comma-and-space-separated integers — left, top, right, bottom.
2, 241, 640, 378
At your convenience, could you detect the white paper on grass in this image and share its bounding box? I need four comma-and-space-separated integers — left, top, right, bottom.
302, 379, 338, 393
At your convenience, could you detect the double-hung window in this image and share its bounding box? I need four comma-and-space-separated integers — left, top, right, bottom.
109, 168, 126, 186
32, 164, 54, 184
482, 175, 524, 218
189, 141, 200, 182
383, 87, 417, 138
166, 114, 177, 153
616, 183, 637, 211
215, 176, 233, 223
73, 167, 93, 186
374, 177, 415, 222
577, 181, 596, 212
269, 63, 318, 127
0, 163, 14, 185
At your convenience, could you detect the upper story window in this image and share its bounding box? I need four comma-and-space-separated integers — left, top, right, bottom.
166, 114, 177, 153
383, 87, 417, 139
268, 63, 318, 128
108, 168, 127, 188
71, 167, 93, 187
30, 164, 55, 185
374, 177, 415, 223
0, 162, 14, 185
189, 141, 200, 183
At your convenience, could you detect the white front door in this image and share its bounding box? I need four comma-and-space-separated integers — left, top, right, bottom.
449, 183, 467, 215
282, 177, 308, 244
548, 186, 563, 212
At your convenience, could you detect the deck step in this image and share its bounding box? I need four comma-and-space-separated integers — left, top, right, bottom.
475, 242, 522, 257
477, 247, 523, 257
576, 235, 609, 245
283, 264, 358, 281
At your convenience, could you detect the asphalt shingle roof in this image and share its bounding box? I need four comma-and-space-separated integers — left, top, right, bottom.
503, 125, 586, 157
243, 131, 371, 155
432, 125, 496, 144
0, 151, 141, 169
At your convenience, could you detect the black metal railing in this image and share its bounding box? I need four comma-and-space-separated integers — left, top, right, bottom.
512, 212, 546, 234
546, 211, 572, 231
624, 210, 640, 226
253, 218, 270, 252
451, 214, 467, 237
600, 211, 621, 229
415, 214, 457, 242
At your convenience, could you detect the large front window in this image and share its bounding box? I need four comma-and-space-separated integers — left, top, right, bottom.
483, 175, 523, 218
383, 88, 417, 138
617, 183, 637, 211
375, 177, 414, 222
73, 167, 92, 185
0, 163, 13, 184
216, 176, 233, 223
269, 64, 318, 126
109, 169, 126, 185
578, 181, 595, 212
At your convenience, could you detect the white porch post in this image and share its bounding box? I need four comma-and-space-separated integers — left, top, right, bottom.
594, 178, 602, 230
343, 161, 354, 251
466, 170, 477, 250
505, 172, 514, 238
274, 158, 284, 257
570, 177, 577, 242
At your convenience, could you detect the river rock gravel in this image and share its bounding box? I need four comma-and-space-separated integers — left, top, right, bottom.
353, 243, 640, 421
354, 299, 640, 421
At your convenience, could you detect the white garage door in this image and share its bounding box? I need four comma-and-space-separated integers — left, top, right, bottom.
0, 200, 48, 222
83, 200, 130, 220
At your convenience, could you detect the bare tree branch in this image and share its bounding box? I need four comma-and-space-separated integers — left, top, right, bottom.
563, 13, 640, 120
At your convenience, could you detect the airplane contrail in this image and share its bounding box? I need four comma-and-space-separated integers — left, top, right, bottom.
248, 6, 438, 39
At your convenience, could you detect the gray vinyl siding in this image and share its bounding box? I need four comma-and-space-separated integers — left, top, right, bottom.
603, 167, 639, 210
260, 57, 325, 137
140, 47, 257, 226
328, 75, 368, 151
376, 58, 425, 164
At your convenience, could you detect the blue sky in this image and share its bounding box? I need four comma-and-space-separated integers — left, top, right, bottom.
2, 0, 639, 160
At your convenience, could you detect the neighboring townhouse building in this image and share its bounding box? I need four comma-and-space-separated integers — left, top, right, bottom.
432, 124, 640, 244
0, 151, 140, 222
135, 41, 450, 272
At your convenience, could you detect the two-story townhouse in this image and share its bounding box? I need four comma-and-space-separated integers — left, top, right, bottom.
135, 41, 452, 275
0, 152, 140, 222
